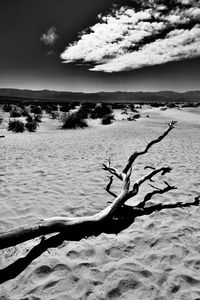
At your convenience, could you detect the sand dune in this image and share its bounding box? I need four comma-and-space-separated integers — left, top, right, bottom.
0, 107, 200, 299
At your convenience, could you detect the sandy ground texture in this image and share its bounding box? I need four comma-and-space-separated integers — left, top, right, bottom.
0, 107, 200, 299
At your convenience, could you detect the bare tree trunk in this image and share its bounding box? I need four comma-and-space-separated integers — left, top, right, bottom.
0, 121, 199, 270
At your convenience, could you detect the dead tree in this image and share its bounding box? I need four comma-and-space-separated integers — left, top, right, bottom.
0, 121, 199, 283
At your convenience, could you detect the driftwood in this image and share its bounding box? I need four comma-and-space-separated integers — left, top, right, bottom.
0, 121, 199, 283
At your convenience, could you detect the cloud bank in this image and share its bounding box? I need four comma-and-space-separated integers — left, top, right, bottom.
61, 0, 200, 72
40, 26, 58, 46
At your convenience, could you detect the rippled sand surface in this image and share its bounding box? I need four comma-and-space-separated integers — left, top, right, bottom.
0, 108, 200, 299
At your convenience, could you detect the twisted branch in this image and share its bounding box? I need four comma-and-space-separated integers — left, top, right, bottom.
0, 195, 199, 284
0, 121, 199, 284
123, 121, 176, 174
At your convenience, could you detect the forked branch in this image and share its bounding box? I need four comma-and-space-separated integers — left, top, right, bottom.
138, 181, 177, 208
0, 121, 199, 284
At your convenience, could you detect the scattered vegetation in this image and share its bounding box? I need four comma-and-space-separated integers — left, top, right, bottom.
76, 105, 92, 119
129, 104, 139, 113
7, 113, 40, 133
127, 113, 141, 121
101, 114, 115, 125
30, 105, 42, 115
166, 103, 179, 108
61, 112, 88, 129
8, 119, 25, 133
34, 114, 42, 123
181, 102, 200, 108
59, 104, 70, 112
111, 103, 127, 109
49, 111, 59, 119
25, 115, 39, 132
25, 120, 38, 132
2, 103, 12, 112
91, 104, 113, 119
121, 108, 128, 115
132, 113, 141, 119
10, 107, 23, 118
150, 102, 166, 108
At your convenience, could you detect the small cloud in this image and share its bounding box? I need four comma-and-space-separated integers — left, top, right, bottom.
40, 26, 58, 46
60, 0, 200, 72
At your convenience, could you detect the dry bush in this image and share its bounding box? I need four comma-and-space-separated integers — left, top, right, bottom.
61, 112, 88, 129
8, 119, 25, 133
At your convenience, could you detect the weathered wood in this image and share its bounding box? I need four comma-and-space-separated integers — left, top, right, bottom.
0, 121, 199, 277
0, 196, 199, 284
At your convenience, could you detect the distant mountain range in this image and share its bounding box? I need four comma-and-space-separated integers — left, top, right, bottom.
0, 88, 200, 103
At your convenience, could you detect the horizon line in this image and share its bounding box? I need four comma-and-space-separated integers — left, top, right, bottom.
0, 87, 200, 94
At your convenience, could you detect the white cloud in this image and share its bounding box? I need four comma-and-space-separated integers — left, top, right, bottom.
40, 26, 58, 46
61, 1, 200, 72
91, 26, 200, 72
187, 7, 200, 18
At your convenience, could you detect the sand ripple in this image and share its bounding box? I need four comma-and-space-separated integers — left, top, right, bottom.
0, 111, 200, 299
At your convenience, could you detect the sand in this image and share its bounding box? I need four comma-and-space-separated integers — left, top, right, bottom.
0, 107, 200, 299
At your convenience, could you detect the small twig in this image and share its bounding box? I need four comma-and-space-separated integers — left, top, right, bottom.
106, 175, 113, 190
103, 157, 122, 180
144, 166, 156, 170
148, 183, 161, 190
104, 176, 117, 198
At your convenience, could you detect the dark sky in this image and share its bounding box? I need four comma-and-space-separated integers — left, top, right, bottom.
0, 0, 199, 92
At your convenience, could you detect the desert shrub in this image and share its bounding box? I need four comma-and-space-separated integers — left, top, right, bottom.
21, 107, 30, 117
132, 113, 141, 119
8, 119, 25, 132
61, 112, 88, 129
45, 104, 58, 114
60, 104, 70, 112
34, 114, 42, 122
135, 104, 142, 109
76, 105, 91, 119
10, 107, 23, 118
101, 114, 115, 125
25, 119, 39, 132
50, 111, 59, 119
81, 102, 96, 110
127, 116, 136, 121
26, 113, 42, 123
166, 103, 178, 108
121, 107, 129, 114
129, 104, 139, 113
111, 103, 127, 109
30, 105, 42, 115
50, 104, 58, 111
2, 104, 12, 112
181, 102, 197, 108
45, 105, 53, 114
91, 104, 113, 119
150, 103, 165, 108
26, 114, 33, 122
69, 102, 80, 109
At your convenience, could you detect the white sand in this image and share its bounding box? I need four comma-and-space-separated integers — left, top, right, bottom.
0, 107, 200, 299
